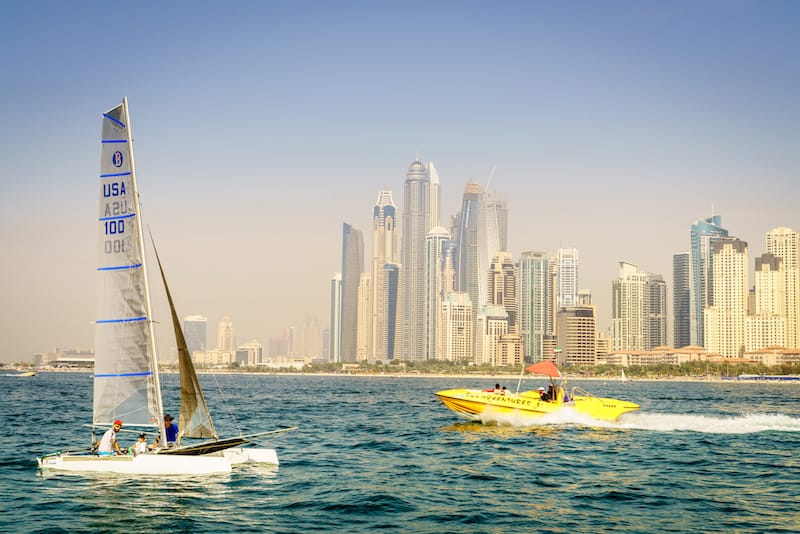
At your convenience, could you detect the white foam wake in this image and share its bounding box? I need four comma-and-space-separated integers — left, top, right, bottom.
480, 407, 800, 434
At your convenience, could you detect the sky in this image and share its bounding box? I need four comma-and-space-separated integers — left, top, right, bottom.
1, 1, 799, 363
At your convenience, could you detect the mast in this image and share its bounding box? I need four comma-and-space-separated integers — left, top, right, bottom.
121, 97, 167, 444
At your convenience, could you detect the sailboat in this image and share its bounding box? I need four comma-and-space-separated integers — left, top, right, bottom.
37, 98, 292, 475
435, 360, 640, 422
621, 369, 628, 382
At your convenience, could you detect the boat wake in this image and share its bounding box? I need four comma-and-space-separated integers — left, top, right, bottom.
479, 407, 800, 434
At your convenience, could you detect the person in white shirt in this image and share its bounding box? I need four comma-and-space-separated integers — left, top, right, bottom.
132, 433, 148, 456
94, 420, 123, 455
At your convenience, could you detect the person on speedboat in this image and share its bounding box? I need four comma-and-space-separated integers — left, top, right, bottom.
94, 419, 124, 456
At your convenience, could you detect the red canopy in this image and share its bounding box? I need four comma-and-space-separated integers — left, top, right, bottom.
525, 360, 562, 378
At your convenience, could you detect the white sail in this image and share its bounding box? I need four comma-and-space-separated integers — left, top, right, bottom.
93, 100, 161, 428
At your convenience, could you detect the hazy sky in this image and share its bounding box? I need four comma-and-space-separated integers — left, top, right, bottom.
1, 1, 798, 363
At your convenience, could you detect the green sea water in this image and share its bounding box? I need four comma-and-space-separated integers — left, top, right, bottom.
2, 372, 799, 533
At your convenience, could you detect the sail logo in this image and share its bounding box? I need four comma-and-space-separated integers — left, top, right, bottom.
112, 151, 124, 168
103, 182, 127, 197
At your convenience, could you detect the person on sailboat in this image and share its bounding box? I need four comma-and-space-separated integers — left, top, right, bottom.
131, 433, 148, 456
94, 420, 123, 456
164, 414, 180, 447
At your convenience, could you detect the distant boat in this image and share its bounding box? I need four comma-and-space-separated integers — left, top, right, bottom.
7, 371, 37, 377
38, 98, 294, 475
737, 374, 800, 382
621, 369, 628, 382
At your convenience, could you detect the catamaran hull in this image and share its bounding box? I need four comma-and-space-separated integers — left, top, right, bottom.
435, 389, 639, 422
223, 448, 279, 466
37, 453, 232, 475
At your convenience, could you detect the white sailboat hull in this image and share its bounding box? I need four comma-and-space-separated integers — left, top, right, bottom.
223, 447, 279, 466
37, 453, 232, 475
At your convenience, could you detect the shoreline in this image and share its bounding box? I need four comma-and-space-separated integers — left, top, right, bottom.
17, 367, 799, 383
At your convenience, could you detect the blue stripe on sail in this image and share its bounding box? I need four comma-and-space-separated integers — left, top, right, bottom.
97, 263, 142, 271
95, 371, 153, 378
102, 139, 128, 143
98, 213, 135, 222
96, 316, 147, 324
100, 172, 131, 178
103, 113, 126, 128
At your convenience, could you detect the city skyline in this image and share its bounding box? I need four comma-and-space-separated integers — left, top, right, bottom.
2, 2, 799, 362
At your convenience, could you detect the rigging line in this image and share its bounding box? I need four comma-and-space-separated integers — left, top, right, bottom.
209, 371, 243, 436
245, 427, 299, 448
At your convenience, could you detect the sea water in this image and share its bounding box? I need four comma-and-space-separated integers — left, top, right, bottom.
2, 373, 799, 533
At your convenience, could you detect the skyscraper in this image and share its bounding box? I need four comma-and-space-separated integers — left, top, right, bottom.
557, 248, 579, 309
341, 222, 364, 362
690, 215, 728, 346
487, 252, 517, 330
425, 227, 450, 360
704, 237, 748, 358
440, 292, 473, 362
476, 305, 508, 365
765, 227, 800, 348
611, 262, 667, 351
455, 181, 486, 353
217, 317, 233, 351
746, 253, 786, 351
672, 252, 691, 348
557, 306, 597, 366
518, 251, 548, 362
485, 192, 508, 260
400, 160, 429, 361
183, 315, 207, 356
356, 273, 372, 361
427, 162, 441, 229
329, 273, 342, 362
371, 189, 399, 360
612, 262, 647, 351
647, 275, 667, 349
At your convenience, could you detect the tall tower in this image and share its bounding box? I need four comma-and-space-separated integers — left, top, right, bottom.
485, 192, 508, 260
427, 162, 441, 230
217, 317, 233, 351
518, 251, 548, 362
425, 227, 450, 360
557, 248, 579, 309
487, 252, 518, 330
371, 189, 399, 360
356, 273, 372, 361
746, 253, 786, 351
440, 292, 473, 362
612, 261, 647, 351
557, 306, 597, 366
704, 237, 748, 358
612, 262, 667, 351
455, 181, 486, 352
340, 222, 364, 362
183, 315, 208, 356
766, 227, 800, 348
329, 273, 342, 362
401, 160, 430, 361
672, 252, 691, 348
648, 275, 667, 349
690, 215, 729, 346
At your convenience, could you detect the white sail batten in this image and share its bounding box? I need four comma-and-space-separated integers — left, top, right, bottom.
94, 99, 162, 428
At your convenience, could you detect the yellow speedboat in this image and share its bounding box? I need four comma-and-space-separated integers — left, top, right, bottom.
435, 361, 639, 422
